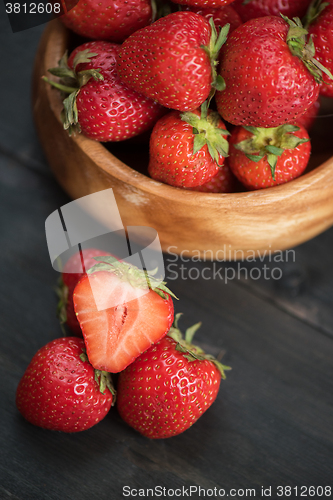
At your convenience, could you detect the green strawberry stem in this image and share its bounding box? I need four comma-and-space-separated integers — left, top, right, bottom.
62, 91, 80, 132
88, 255, 178, 300
282, 14, 333, 83
202, 19, 230, 94
303, 0, 330, 29
42, 77, 78, 94
43, 50, 104, 136
234, 124, 309, 180
72, 49, 99, 70
168, 313, 231, 379
181, 104, 230, 165
80, 351, 116, 401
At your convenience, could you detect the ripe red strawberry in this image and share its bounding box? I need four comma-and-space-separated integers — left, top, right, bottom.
148, 106, 229, 188
16, 337, 115, 433
73, 257, 175, 373
232, 0, 312, 23
117, 11, 228, 111
185, 5, 242, 33
59, 0, 152, 42
189, 159, 238, 192
44, 42, 164, 142
117, 315, 230, 439
57, 248, 113, 336
172, 0, 235, 8
306, 0, 333, 97
228, 124, 311, 190
216, 16, 326, 127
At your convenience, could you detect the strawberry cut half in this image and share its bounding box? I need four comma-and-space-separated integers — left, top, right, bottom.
73, 260, 175, 373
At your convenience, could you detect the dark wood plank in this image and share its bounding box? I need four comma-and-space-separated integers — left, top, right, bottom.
1, 13, 333, 500
212, 228, 333, 338
0, 6, 47, 170
0, 154, 332, 499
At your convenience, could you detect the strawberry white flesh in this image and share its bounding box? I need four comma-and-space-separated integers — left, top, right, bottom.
73, 271, 174, 373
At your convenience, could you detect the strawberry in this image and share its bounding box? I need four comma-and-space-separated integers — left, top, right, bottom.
16, 337, 115, 433
117, 11, 228, 111
172, 0, 235, 8
117, 315, 230, 439
43, 43, 164, 142
73, 257, 175, 373
228, 124, 311, 190
188, 159, 238, 192
215, 15, 331, 127
57, 248, 113, 336
148, 104, 229, 188
59, 0, 152, 43
184, 5, 242, 33
306, 0, 333, 98
232, 0, 312, 23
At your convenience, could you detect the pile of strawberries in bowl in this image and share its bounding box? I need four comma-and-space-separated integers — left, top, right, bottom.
43, 0, 333, 192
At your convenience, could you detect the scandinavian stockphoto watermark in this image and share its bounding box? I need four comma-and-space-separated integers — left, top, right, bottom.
44, 188, 295, 290
165, 245, 296, 283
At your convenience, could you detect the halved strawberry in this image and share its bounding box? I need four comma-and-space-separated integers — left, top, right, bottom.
73, 258, 175, 373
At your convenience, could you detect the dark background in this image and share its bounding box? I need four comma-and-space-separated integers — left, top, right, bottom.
0, 6, 333, 500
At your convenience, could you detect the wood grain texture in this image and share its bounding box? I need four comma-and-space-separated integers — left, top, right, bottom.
1, 157, 332, 497
32, 20, 333, 260
2, 15, 333, 500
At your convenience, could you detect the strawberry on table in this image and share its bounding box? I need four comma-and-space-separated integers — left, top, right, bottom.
44, 42, 164, 142
148, 103, 230, 188
59, 0, 152, 42
232, 0, 312, 22
216, 15, 332, 127
117, 11, 229, 111
117, 314, 230, 439
306, 0, 333, 98
228, 124, 311, 190
16, 337, 115, 433
57, 248, 113, 336
73, 257, 175, 373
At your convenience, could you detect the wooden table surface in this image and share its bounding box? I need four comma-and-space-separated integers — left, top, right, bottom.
1, 9, 333, 500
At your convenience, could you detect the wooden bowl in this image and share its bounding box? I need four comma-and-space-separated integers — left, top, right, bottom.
32, 19, 333, 260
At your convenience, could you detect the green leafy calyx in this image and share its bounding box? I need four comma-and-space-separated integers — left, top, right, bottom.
282, 14, 333, 83
303, 0, 329, 30
202, 19, 230, 96
80, 351, 116, 403
167, 313, 231, 379
181, 102, 229, 166
42, 50, 104, 136
87, 255, 177, 300
234, 124, 309, 180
